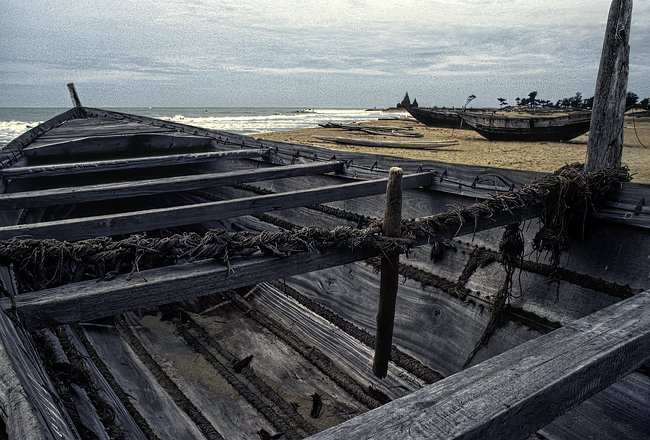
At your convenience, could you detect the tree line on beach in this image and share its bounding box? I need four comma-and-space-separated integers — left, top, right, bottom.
496, 91, 649, 110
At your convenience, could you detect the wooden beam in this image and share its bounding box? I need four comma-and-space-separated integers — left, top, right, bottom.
0, 172, 435, 241
4, 247, 379, 329
307, 290, 650, 440
373, 167, 403, 378
1, 148, 270, 179
66, 83, 82, 108
586, 0, 633, 171
0, 161, 344, 209
23, 133, 215, 158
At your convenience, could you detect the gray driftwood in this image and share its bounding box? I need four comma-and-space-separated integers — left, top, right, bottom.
586, 0, 632, 171
307, 290, 650, 440
313, 136, 458, 150
373, 167, 403, 378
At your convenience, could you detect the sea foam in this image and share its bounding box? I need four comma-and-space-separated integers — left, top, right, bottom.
0, 108, 398, 147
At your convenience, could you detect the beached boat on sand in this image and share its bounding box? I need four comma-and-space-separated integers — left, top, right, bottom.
0, 96, 648, 440
313, 135, 458, 150
405, 106, 468, 129
458, 110, 592, 142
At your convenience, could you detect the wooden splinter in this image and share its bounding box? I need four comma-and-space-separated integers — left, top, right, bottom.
372, 166, 403, 378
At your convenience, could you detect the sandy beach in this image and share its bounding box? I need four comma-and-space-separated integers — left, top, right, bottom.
256, 112, 650, 183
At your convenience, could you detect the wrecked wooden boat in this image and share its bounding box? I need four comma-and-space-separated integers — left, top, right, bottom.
458, 110, 592, 142
0, 94, 648, 440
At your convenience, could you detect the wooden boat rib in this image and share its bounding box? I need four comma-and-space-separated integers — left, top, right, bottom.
458, 110, 592, 142
0, 103, 648, 440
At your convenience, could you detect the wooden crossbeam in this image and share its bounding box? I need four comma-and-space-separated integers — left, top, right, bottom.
0, 172, 435, 242
0, 161, 344, 209
308, 290, 650, 440
5, 247, 378, 329
22, 133, 214, 158
1, 148, 269, 179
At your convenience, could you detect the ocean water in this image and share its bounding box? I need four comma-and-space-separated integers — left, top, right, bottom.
0, 107, 396, 148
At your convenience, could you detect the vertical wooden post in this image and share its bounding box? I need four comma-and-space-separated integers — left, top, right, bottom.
67, 83, 82, 108
372, 167, 403, 378
585, 0, 633, 171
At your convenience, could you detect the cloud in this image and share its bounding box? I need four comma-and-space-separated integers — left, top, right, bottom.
0, 0, 648, 106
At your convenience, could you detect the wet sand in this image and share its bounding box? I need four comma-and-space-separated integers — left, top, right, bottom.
255, 113, 650, 183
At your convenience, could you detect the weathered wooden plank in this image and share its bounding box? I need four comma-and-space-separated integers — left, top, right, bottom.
83, 107, 239, 140
1, 148, 270, 179
592, 207, 649, 228
586, 0, 632, 171
307, 290, 650, 440
0, 161, 344, 209
0, 312, 79, 439
373, 167, 403, 378
36, 126, 176, 139
187, 296, 369, 431
539, 372, 650, 440
67, 83, 82, 108
0, 172, 435, 241
79, 323, 208, 439
5, 247, 378, 329
61, 327, 149, 439
22, 133, 215, 158
36, 118, 172, 139
313, 136, 458, 150
283, 261, 538, 377
122, 313, 277, 440
249, 282, 427, 400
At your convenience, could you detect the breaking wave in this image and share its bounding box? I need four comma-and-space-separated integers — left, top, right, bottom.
0, 120, 42, 146
159, 108, 395, 134
0, 108, 402, 147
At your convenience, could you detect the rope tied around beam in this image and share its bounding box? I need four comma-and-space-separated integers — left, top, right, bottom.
0, 164, 630, 293
0, 226, 410, 292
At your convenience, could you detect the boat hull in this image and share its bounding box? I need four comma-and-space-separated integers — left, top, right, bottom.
459, 111, 591, 141
406, 107, 467, 129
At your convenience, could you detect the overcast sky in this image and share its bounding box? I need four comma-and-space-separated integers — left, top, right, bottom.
1, 0, 648, 108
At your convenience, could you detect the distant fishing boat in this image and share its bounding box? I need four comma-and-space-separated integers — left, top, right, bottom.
405, 106, 468, 129
458, 110, 592, 142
